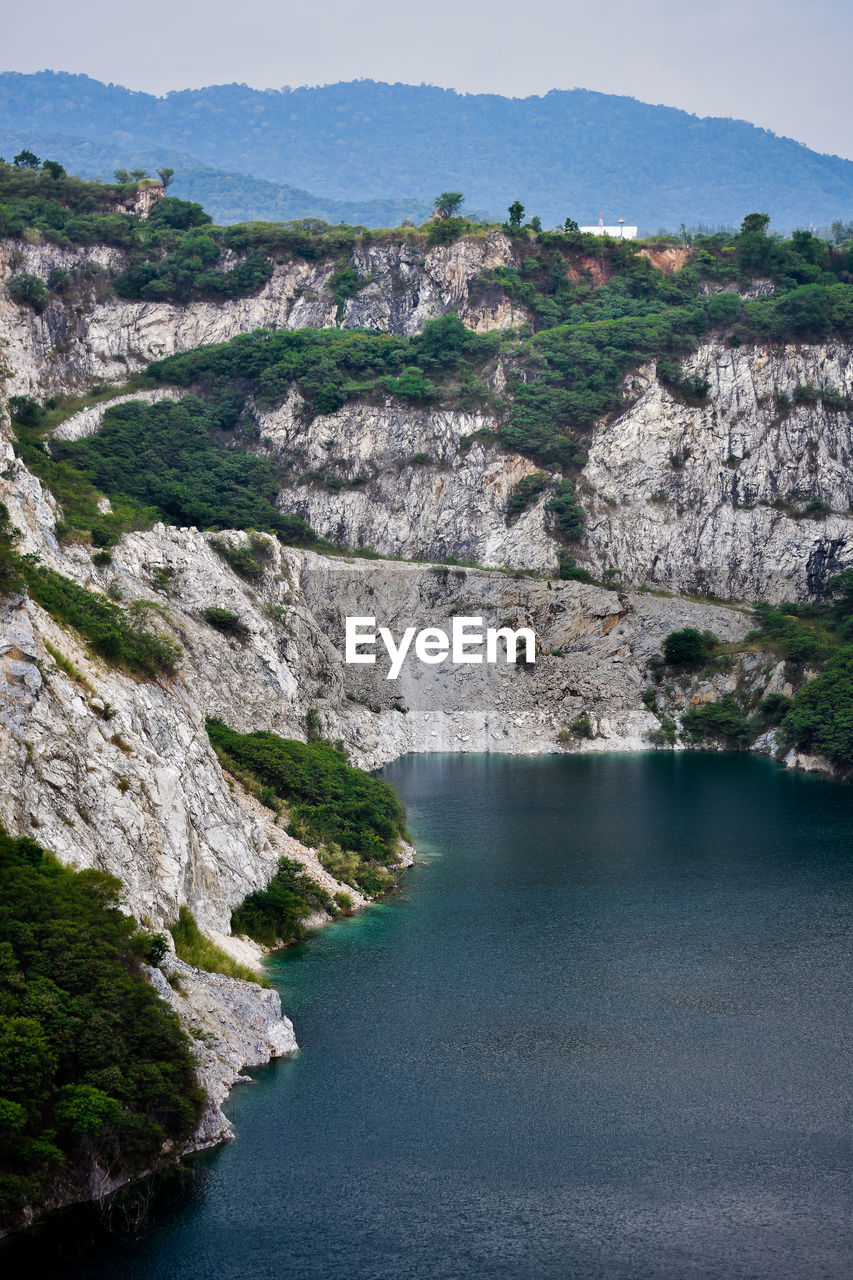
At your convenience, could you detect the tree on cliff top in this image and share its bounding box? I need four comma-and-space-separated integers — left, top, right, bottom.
434, 191, 464, 218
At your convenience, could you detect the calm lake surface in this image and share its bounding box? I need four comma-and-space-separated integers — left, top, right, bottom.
8, 753, 853, 1279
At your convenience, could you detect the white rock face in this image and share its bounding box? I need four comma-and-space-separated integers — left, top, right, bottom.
6, 237, 851, 600
345, 232, 521, 334
258, 393, 559, 570
53, 387, 184, 441
584, 341, 853, 601
5, 228, 851, 1192
146, 957, 297, 1150
295, 553, 752, 757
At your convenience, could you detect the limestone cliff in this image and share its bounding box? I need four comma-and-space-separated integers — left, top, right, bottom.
0, 231, 522, 398
256, 391, 558, 571
4, 236, 852, 599
584, 341, 853, 602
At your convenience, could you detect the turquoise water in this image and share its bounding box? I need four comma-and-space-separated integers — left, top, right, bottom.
6, 753, 853, 1278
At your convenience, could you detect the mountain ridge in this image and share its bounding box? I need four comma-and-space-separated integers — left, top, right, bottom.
2, 70, 853, 229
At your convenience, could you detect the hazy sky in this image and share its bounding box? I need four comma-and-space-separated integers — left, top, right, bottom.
5, 0, 852, 160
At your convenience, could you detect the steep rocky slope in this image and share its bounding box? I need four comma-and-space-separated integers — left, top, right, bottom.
0, 231, 521, 398
256, 393, 557, 571
584, 341, 853, 601
252, 341, 853, 595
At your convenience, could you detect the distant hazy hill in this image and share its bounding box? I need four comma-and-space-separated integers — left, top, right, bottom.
2, 71, 853, 229
0, 129, 432, 228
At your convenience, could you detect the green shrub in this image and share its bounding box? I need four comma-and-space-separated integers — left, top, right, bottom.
206, 719, 406, 862
130, 930, 169, 966
662, 627, 718, 665
170, 906, 265, 984
682, 697, 750, 746
46, 266, 71, 292
751, 691, 791, 730
0, 826, 204, 1230
9, 399, 157, 549
749, 602, 827, 664
210, 536, 265, 580
657, 358, 710, 403
55, 398, 317, 546
779, 647, 853, 770
231, 858, 333, 948
0, 504, 23, 596
22, 558, 179, 678
200, 607, 250, 640
571, 712, 593, 738
426, 216, 468, 247
384, 367, 436, 401
556, 549, 594, 583
327, 265, 368, 321
547, 480, 586, 541
506, 472, 548, 522
8, 395, 45, 428
6, 273, 48, 313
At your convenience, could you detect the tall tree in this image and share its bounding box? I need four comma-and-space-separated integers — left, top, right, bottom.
434, 190, 463, 218
507, 201, 525, 231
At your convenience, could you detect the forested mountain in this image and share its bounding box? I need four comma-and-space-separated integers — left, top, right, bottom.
1, 71, 852, 229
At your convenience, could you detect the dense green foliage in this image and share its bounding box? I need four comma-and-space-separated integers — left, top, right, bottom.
681, 698, 751, 747
491, 225, 853, 470
663, 627, 719, 666
671, 576, 853, 771
231, 859, 334, 948
506, 473, 548, 522
21, 558, 179, 679
5, 73, 853, 228
200, 607, 250, 639
10, 395, 159, 549
54, 398, 316, 545
9, 158, 853, 504
546, 480, 586, 542
747, 573, 853, 771
138, 221, 853, 494
556, 550, 595, 583
749, 601, 832, 665
0, 826, 203, 1228
209, 533, 275, 579
149, 314, 498, 418
0, 503, 23, 595
0, 156, 143, 247
779, 650, 853, 770
206, 719, 406, 866
0, 158, 412, 304
5, 273, 48, 312
0, 499, 176, 679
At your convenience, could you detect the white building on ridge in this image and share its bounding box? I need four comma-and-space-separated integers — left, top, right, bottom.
578, 214, 637, 239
